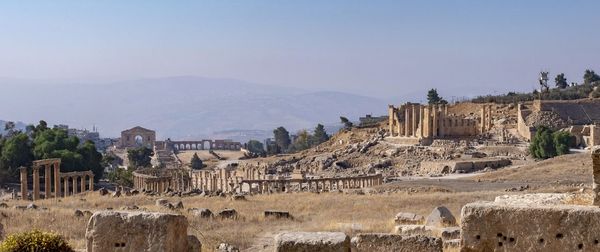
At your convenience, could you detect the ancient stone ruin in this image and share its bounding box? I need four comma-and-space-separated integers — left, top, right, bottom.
85, 211, 200, 252
19, 158, 94, 200
132, 165, 382, 194
388, 103, 492, 145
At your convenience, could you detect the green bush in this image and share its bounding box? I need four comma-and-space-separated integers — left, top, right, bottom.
529, 126, 574, 159
0, 230, 74, 252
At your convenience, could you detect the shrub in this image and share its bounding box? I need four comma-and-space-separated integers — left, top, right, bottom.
529, 126, 574, 159
0, 230, 74, 252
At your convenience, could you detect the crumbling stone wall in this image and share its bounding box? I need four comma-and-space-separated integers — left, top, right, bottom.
593, 147, 600, 206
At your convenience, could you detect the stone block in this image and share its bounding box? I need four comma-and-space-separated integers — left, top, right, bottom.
86, 211, 190, 252
275, 232, 350, 252
188, 208, 213, 218
350, 233, 442, 252
425, 206, 457, 227
461, 201, 600, 251
265, 210, 292, 219
394, 212, 424, 225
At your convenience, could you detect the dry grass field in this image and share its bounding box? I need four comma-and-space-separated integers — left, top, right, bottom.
2, 189, 510, 251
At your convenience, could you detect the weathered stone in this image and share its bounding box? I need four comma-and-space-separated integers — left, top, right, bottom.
13, 205, 26, 210
156, 199, 169, 207
264, 210, 292, 219
439, 227, 460, 240
217, 242, 240, 252
112, 190, 121, 198
175, 201, 184, 209
394, 225, 433, 237
231, 194, 246, 201
98, 188, 108, 196
130, 189, 140, 195
26, 203, 38, 210
217, 208, 238, 219
0, 203, 8, 208
351, 233, 442, 252
425, 206, 456, 227
443, 239, 460, 251
86, 211, 190, 252
187, 235, 201, 252
188, 208, 213, 218
461, 201, 600, 251
274, 232, 350, 252
593, 147, 600, 206
83, 210, 93, 217
74, 209, 84, 217
394, 212, 424, 225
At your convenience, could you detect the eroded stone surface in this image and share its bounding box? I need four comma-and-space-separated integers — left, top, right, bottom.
425, 206, 457, 228
275, 232, 350, 252
494, 193, 575, 206
86, 211, 190, 252
351, 233, 442, 252
394, 212, 424, 225
461, 201, 600, 252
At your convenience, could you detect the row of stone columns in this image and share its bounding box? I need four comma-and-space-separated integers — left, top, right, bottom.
61, 174, 94, 197
20, 160, 61, 200
480, 105, 493, 133
240, 174, 384, 194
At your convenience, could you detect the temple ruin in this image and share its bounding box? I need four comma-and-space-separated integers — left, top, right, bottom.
118, 126, 156, 148
19, 158, 94, 200
388, 103, 492, 145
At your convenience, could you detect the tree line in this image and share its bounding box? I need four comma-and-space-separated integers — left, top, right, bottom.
0, 121, 103, 184
250, 123, 330, 155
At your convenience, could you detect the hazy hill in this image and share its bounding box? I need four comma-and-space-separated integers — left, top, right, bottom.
0, 76, 386, 141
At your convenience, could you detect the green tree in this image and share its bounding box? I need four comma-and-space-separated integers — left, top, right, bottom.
127, 147, 153, 168
554, 73, 568, 89
106, 167, 133, 187
552, 131, 573, 156
273, 127, 291, 153
289, 130, 311, 152
584, 69, 600, 85
78, 140, 103, 181
340, 117, 353, 129
427, 89, 448, 104
0, 133, 33, 182
529, 126, 556, 159
246, 140, 265, 155
190, 153, 203, 169
311, 124, 329, 146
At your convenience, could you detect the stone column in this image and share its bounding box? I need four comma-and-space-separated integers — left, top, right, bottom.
487, 105, 493, 130
593, 147, 600, 206
439, 105, 445, 137
19, 167, 28, 200
63, 177, 69, 197
81, 175, 87, 192
89, 174, 94, 191
54, 163, 60, 198
32, 167, 40, 200
72, 176, 78, 195
404, 106, 410, 137
432, 105, 438, 137
411, 105, 417, 137
388, 105, 395, 136
43, 165, 51, 198
480, 105, 487, 133
419, 105, 425, 138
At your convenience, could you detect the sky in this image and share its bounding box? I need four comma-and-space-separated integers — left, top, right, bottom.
0, 1, 599, 98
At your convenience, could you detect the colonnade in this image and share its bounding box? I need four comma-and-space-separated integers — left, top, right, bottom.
19, 158, 94, 200
133, 170, 191, 193
240, 174, 384, 194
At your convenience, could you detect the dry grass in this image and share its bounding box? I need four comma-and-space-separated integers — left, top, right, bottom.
0, 190, 506, 251
473, 153, 591, 184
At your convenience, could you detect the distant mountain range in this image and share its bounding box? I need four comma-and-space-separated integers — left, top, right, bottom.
0, 76, 387, 142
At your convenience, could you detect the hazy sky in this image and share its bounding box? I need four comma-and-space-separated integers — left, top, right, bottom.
0, 1, 599, 98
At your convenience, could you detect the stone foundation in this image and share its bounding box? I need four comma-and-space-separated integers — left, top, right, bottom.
274, 232, 350, 252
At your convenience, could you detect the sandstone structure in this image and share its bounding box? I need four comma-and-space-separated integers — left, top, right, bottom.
119, 126, 156, 148
350, 233, 442, 252
388, 103, 492, 145
19, 158, 94, 200
420, 158, 511, 174
156, 139, 242, 151
86, 211, 198, 252
593, 147, 600, 206
275, 232, 350, 252
425, 206, 457, 228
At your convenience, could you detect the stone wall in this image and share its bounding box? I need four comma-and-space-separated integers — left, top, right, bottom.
461, 201, 600, 251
